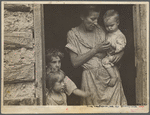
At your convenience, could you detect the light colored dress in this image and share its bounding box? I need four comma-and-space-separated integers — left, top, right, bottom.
102, 29, 127, 68
66, 25, 127, 105
46, 91, 67, 105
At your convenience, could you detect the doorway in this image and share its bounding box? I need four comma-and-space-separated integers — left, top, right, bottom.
44, 4, 136, 105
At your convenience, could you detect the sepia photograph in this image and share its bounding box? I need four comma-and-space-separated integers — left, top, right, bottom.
1, 1, 149, 113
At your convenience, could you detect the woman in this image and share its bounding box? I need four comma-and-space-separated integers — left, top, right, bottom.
65, 5, 127, 105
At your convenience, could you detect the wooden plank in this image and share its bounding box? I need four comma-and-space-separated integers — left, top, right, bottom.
4, 98, 37, 105
139, 4, 147, 105
4, 32, 33, 48
4, 82, 35, 100
41, 5, 46, 105
4, 63, 34, 84
34, 4, 44, 105
133, 4, 143, 105
133, 4, 148, 105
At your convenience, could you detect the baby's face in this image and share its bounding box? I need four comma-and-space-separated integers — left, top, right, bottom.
104, 17, 119, 33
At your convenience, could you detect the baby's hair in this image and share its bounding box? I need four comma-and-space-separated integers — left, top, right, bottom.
103, 9, 119, 23
46, 70, 65, 91
46, 48, 64, 64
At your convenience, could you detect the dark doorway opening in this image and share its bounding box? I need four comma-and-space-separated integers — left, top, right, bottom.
44, 4, 136, 105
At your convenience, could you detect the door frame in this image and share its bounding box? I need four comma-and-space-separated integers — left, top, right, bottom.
34, 4, 148, 105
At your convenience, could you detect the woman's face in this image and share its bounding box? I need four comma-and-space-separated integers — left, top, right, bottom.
81, 11, 100, 31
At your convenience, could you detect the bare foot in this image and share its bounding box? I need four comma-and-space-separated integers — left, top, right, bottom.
108, 77, 118, 87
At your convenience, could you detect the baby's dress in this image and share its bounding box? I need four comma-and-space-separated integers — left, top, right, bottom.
102, 29, 127, 68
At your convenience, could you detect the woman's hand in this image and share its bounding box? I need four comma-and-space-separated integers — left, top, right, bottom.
94, 41, 111, 53
112, 51, 124, 64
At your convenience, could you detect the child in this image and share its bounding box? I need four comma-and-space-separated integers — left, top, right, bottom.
46, 70, 90, 105
46, 70, 67, 105
101, 10, 126, 87
46, 48, 91, 105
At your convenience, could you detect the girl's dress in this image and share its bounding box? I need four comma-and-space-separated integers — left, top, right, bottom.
65, 25, 127, 105
46, 91, 67, 105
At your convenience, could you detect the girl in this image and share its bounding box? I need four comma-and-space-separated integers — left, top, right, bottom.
46, 70, 67, 105
46, 70, 91, 105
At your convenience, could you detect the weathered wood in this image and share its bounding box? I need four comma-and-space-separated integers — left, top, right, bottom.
4, 63, 34, 84
4, 32, 33, 48
133, 4, 148, 105
4, 4, 30, 12
4, 98, 37, 105
4, 82, 35, 100
34, 4, 44, 105
41, 5, 46, 105
139, 4, 147, 105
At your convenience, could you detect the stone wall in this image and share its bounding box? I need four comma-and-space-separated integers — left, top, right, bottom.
3, 4, 37, 105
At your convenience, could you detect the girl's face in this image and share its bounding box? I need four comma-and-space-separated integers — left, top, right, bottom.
104, 17, 119, 33
49, 56, 61, 72
81, 11, 100, 31
53, 74, 65, 93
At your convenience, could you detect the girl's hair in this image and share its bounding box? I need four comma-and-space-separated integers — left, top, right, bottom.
46, 48, 64, 65
103, 9, 119, 22
46, 70, 65, 91
80, 5, 101, 17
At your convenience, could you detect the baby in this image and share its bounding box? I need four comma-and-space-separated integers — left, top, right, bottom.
102, 9, 126, 87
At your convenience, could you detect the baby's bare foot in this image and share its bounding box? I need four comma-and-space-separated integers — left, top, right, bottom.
108, 77, 118, 87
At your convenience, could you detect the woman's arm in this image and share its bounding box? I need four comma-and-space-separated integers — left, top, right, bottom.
69, 42, 110, 68
73, 89, 91, 97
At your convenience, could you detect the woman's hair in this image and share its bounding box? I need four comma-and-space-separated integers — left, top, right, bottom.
46, 48, 64, 65
46, 70, 65, 91
103, 9, 119, 22
80, 5, 101, 17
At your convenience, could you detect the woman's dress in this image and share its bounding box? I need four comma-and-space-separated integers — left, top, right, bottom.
65, 25, 127, 106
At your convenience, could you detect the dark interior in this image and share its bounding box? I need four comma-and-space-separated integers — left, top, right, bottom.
44, 4, 136, 105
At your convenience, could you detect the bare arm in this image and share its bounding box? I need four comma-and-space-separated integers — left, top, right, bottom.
69, 42, 111, 68
112, 51, 124, 64
73, 89, 91, 97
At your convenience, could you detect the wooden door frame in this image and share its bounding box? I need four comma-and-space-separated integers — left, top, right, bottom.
34, 4, 148, 105
34, 4, 46, 105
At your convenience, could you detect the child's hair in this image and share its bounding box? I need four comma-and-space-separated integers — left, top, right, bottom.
46, 48, 64, 65
103, 9, 119, 23
46, 70, 65, 91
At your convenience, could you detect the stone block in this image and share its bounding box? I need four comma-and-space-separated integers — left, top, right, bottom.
4, 48, 35, 66
4, 4, 31, 12
4, 9, 33, 32
4, 98, 37, 105
4, 82, 35, 100
4, 63, 35, 84
4, 32, 33, 48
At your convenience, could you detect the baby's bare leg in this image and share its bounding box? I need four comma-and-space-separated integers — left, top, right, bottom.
106, 67, 118, 87
102, 57, 118, 87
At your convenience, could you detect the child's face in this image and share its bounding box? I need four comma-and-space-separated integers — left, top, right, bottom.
49, 56, 61, 72
104, 17, 119, 33
53, 74, 65, 93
